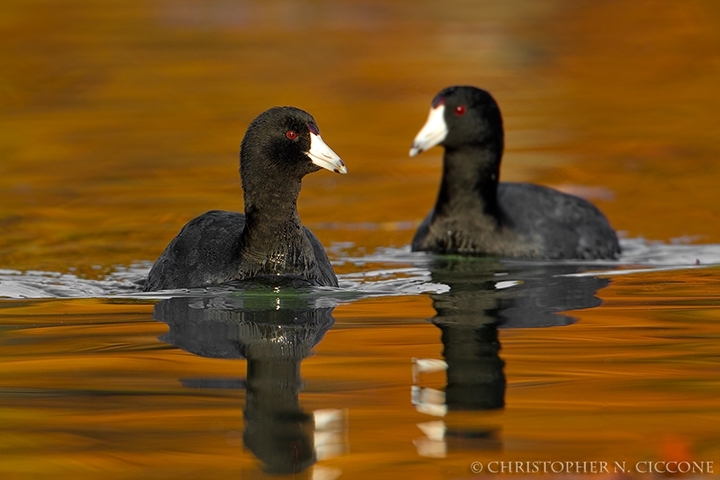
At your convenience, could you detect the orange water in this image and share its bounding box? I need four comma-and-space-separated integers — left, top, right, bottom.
1, 1, 720, 478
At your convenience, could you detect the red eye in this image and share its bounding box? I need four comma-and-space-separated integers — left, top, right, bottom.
455, 105, 466, 116
286, 130, 297, 140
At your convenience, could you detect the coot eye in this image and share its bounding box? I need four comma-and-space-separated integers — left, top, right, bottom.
286, 130, 298, 140
455, 105, 466, 116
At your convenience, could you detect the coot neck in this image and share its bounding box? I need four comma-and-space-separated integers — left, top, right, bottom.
435, 145, 502, 219
240, 179, 306, 260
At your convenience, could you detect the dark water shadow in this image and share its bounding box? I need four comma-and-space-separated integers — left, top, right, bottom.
153, 295, 342, 475
413, 257, 610, 456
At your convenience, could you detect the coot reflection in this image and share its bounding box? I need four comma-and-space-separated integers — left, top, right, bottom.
413, 258, 610, 456
153, 294, 344, 475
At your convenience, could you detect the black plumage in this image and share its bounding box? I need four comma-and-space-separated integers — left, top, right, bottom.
410, 86, 620, 259
144, 107, 346, 291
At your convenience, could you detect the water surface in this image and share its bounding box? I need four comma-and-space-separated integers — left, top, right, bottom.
2, 1, 720, 478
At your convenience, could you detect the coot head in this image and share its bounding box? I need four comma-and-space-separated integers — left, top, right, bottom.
241, 107, 346, 194
410, 86, 504, 157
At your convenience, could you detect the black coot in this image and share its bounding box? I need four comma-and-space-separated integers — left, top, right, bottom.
409, 86, 620, 259
144, 106, 347, 291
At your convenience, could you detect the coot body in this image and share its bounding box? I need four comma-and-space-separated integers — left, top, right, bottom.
409, 86, 620, 259
144, 107, 346, 291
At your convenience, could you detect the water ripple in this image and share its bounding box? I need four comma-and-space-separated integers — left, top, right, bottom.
1, 238, 719, 300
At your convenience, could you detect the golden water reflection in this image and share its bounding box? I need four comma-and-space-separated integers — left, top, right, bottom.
2, 0, 720, 478
2, 1, 719, 274
2, 264, 720, 478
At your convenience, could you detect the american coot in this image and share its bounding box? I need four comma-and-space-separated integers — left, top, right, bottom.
409, 86, 620, 259
144, 106, 347, 291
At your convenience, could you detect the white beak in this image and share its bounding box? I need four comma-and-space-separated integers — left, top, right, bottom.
409, 104, 448, 156
307, 133, 347, 174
